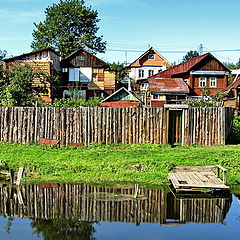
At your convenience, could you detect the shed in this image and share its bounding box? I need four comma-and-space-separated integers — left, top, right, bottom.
101, 87, 143, 107
148, 77, 190, 107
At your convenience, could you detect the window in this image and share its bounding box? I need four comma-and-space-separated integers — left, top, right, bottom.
77, 55, 86, 61
199, 77, 206, 87
148, 54, 155, 60
141, 83, 148, 91
210, 77, 217, 87
148, 70, 154, 77
69, 68, 80, 82
138, 69, 144, 78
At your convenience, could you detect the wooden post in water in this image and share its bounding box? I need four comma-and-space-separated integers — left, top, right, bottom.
16, 167, 24, 185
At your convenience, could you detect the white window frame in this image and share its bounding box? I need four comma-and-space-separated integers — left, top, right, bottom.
210, 77, 217, 87
141, 83, 148, 91
138, 69, 144, 78
199, 77, 206, 87
148, 70, 154, 77
148, 54, 155, 60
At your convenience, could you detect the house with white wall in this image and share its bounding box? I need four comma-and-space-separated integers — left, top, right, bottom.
126, 47, 172, 91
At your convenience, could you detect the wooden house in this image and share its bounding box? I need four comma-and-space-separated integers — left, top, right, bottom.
100, 87, 143, 107
60, 49, 116, 99
155, 53, 230, 96
126, 47, 172, 89
147, 77, 190, 107
222, 76, 240, 110
2, 48, 61, 103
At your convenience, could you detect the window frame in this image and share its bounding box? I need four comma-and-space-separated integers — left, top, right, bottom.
148, 70, 154, 77
148, 54, 155, 60
210, 77, 217, 87
138, 69, 144, 78
199, 77, 207, 87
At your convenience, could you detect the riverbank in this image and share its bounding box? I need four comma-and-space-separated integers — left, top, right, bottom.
0, 142, 240, 190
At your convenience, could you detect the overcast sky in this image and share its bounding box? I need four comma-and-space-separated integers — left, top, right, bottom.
1, 0, 240, 64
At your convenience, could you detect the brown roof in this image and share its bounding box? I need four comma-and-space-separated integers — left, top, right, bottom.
62, 48, 108, 67
128, 47, 172, 68
222, 76, 240, 94
154, 53, 230, 78
148, 77, 190, 94
3, 47, 60, 62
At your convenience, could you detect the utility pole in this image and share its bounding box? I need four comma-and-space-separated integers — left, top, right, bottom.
124, 51, 128, 67
198, 44, 203, 55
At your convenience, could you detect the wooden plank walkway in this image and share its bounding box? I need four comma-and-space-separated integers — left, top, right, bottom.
168, 166, 229, 193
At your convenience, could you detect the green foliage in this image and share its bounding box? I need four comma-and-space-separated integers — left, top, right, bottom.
184, 90, 227, 107
0, 65, 50, 106
50, 96, 103, 108
0, 49, 7, 61
31, 0, 106, 57
109, 62, 127, 82
182, 50, 200, 62
229, 116, 240, 144
0, 65, 49, 106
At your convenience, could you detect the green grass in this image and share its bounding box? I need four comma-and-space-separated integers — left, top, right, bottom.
0, 142, 240, 191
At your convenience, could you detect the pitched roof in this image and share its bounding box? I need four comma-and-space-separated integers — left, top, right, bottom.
155, 53, 230, 78
128, 47, 172, 68
101, 87, 143, 103
148, 77, 190, 94
62, 48, 108, 67
222, 76, 240, 94
3, 47, 60, 62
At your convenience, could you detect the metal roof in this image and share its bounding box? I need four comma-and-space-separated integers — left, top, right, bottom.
153, 53, 230, 78
148, 77, 190, 94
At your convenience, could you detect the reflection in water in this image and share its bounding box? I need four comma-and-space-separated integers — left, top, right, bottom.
31, 219, 96, 240
0, 184, 233, 239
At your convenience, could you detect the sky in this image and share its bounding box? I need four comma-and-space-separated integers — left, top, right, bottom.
1, 0, 240, 65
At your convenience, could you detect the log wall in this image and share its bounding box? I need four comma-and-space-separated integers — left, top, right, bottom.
0, 107, 233, 146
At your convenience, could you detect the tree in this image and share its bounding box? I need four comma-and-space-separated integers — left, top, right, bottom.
0, 65, 49, 106
31, 219, 96, 240
31, 0, 106, 58
0, 49, 7, 61
182, 50, 200, 62
109, 62, 127, 82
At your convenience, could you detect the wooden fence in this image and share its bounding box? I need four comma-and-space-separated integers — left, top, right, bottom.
0, 184, 231, 224
0, 107, 234, 146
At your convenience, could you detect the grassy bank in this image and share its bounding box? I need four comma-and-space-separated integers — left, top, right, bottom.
0, 142, 240, 190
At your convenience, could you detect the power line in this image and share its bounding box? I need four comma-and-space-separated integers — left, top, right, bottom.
106, 48, 240, 54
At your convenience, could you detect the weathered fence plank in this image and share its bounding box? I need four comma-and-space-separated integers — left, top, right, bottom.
0, 107, 233, 146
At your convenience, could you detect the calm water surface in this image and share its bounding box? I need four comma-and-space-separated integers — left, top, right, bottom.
0, 184, 239, 240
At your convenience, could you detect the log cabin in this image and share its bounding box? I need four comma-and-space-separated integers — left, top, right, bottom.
60, 49, 116, 99
2, 48, 61, 103
154, 53, 230, 96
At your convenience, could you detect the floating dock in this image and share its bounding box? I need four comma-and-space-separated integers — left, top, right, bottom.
168, 166, 229, 193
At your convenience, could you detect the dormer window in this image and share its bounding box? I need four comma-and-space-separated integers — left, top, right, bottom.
77, 55, 86, 61
148, 54, 155, 60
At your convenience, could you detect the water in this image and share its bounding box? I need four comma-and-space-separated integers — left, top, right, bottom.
0, 184, 239, 240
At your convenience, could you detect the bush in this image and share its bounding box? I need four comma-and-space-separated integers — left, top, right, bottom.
50, 97, 103, 108
229, 116, 240, 144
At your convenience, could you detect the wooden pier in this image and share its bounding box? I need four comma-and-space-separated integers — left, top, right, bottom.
168, 166, 230, 193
